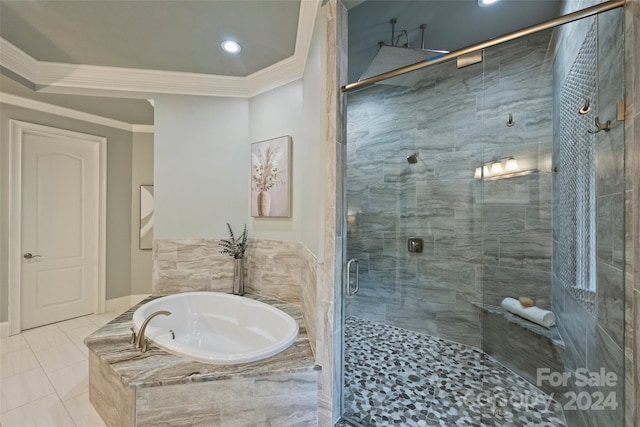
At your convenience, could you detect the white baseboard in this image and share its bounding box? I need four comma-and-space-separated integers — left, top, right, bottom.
0, 321, 9, 338
105, 294, 151, 313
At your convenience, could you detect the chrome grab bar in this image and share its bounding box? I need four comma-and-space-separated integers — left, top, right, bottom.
346, 258, 359, 297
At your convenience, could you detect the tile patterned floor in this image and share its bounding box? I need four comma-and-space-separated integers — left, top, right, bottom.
0, 312, 120, 427
342, 317, 566, 427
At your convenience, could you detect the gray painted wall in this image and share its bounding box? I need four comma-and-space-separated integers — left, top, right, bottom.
130, 132, 154, 296
345, 30, 554, 348
0, 104, 134, 322
552, 7, 626, 427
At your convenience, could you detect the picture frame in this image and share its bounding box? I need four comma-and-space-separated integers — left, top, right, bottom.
139, 185, 154, 250
251, 136, 291, 218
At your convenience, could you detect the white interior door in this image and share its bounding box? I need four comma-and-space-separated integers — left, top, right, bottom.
20, 127, 99, 330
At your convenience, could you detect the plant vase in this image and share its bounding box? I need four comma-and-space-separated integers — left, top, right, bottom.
233, 258, 245, 295
257, 191, 271, 217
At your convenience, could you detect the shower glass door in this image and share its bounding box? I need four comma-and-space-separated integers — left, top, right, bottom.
342, 7, 626, 427
343, 55, 487, 425
479, 9, 626, 427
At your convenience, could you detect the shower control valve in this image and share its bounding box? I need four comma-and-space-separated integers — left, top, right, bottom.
407, 237, 423, 253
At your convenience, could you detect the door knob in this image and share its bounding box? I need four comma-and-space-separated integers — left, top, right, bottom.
23, 253, 41, 259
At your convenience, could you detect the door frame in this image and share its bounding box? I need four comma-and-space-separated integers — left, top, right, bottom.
8, 120, 107, 335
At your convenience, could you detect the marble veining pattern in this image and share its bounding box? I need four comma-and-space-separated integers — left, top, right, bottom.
153, 238, 314, 305
84, 294, 318, 389
342, 317, 566, 427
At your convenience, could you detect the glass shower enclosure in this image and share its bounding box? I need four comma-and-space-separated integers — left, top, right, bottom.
342, 7, 625, 427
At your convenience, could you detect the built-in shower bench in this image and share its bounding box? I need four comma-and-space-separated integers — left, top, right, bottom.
476, 303, 566, 396
85, 294, 320, 427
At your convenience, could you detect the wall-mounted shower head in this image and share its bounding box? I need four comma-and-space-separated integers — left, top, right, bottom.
407, 152, 418, 164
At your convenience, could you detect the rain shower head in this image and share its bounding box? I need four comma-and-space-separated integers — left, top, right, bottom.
407, 152, 419, 164
360, 20, 449, 87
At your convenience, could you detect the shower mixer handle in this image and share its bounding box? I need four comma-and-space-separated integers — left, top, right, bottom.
346, 258, 360, 297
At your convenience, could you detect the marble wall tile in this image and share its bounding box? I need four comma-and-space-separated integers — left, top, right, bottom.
586, 325, 625, 426
136, 372, 318, 427
498, 233, 552, 270
300, 246, 318, 357
153, 239, 234, 295
625, 353, 635, 427
319, 1, 346, 424
481, 205, 527, 235
153, 238, 313, 305
88, 350, 135, 427
623, 2, 639, 425
525, 202, 553, 233
596, 260, 625, 349
625, 272, 634, 362
137, 405, 220, 426
482, 265, 551, 309
437, 311, 481, 348
635, 289, 640, 426
221, 393, 318, 427
245, 239, 303, 304
557, 287, 594, 368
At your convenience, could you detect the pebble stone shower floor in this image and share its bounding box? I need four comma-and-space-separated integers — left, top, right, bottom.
340, 317, 566, 427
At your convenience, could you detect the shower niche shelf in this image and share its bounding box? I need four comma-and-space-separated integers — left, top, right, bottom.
474, 302, 564, 347
474, 302, 566, 397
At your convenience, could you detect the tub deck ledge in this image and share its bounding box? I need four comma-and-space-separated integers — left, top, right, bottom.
85, 293, 319, 389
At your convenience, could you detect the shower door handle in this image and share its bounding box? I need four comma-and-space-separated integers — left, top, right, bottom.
346, 258, 359, 297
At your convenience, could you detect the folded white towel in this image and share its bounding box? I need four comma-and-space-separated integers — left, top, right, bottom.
501, 297, 556, 328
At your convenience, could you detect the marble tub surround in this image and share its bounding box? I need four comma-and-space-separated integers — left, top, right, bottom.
153, 237, 319, 356
85, 294, 319, 426
153, 238, 315, 303
152, 238, 234, 295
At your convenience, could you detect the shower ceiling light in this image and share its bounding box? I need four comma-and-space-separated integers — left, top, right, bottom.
221, 40, 241, 54
478, 0, 500, 6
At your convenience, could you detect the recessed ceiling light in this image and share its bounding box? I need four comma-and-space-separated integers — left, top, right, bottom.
478, 0, 499, 6
221, 40, 241, 54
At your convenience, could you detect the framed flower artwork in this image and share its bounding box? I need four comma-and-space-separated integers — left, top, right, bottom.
251, 136, 291, 218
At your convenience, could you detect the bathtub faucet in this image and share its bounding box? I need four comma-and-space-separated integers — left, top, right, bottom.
133, 310, 172, 353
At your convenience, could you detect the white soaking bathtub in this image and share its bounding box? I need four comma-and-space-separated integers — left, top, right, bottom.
132, 292, 299, 364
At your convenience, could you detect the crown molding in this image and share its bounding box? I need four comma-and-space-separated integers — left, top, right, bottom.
0, 0, 320, 99
0, 38, 38, 83
0, 92, 154, 133
131, 124, 155, 133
